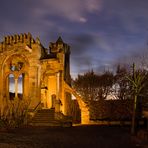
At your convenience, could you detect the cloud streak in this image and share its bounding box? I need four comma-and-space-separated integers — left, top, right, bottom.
0, 0, 148, 77
32, 0, 102, 23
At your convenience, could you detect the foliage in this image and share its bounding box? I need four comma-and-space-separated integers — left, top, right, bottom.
69, 100, 81, 123
137, 70, 148, 98
126, 64, 147, 134
127, 70, 145, 97
0, 98, 30, 129
89, 99, 133, 121
73, 70, 114, 101
114, 65, 130, 100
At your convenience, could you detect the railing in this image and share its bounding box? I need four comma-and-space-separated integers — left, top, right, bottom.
33, 101, 41, 112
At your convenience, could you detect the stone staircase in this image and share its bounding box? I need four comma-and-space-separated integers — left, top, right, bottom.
30, 109, 72, 127
30, 109, 62, 126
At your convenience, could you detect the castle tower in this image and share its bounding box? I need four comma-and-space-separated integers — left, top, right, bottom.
40, 36, 71, 115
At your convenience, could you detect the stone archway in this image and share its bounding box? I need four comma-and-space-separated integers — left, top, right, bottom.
64, 82, 90, 124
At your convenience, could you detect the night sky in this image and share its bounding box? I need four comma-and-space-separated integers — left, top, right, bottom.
0, 0, 148, 78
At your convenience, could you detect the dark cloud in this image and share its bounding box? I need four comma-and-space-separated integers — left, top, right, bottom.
70, 34, 96, 56
0, 0, 148, 78
0, 0, 35, 22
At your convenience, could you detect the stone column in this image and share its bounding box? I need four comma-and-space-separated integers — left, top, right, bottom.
15, 78, 18, 98
62, 76, 68, 115
55, 99, 61, 113
59, 70, 65, 114
23, 74, 29, 99
81, 108, 90, 124
28, 65, 41, 108
56, 72, 60, 99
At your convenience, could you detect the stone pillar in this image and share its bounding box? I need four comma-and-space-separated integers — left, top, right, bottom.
0, 64, 3, 111
29, 65, 41, 108
51, 94, 56, 108
47, 74, 57, 109
77, 99, 90, 124
15, 78, 18, 98
55, 99, 61, 113
81, 108, 90, 124
41, 88, 47, 108
23, 73, 29, 99
56, 72, 60, 100
59, 70, 65, 114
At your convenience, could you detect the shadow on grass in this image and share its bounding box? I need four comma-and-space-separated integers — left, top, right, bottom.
0, 125, 138, 148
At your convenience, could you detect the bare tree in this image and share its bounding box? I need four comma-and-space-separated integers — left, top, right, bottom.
127, 63, 146, 134
73, 70, 114, 102
114, 65, 130, 100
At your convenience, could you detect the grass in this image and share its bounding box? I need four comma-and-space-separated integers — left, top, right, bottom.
0, 125, 138, 148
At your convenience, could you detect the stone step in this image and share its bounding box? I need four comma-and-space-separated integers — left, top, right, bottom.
33, 116, 54, 119
34, 114, 54, 118
30, 109, 72, 127
33, 117, 54, 120
30, 120, 72, 127
30, 121, 62, 126
34, 114, 54, 119
37, 109, 55, 113
31, 120, 58, 123
32, 117, 55, 121
30, 109, 61, 126
36, 113, 54, 116
35, 111, 54, 117
36, 113, 54, 115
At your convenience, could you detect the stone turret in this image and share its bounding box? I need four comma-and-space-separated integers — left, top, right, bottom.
56, 36, 63, 44
48, 37, 71, 84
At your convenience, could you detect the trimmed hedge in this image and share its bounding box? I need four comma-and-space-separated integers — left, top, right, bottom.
89, 99, 134, 121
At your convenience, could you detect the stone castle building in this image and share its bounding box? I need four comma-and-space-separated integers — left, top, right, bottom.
0, 33, 71, 114
0, 33, 89, 124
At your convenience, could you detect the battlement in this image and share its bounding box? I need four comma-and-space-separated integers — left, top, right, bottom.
0, 32, 40, 52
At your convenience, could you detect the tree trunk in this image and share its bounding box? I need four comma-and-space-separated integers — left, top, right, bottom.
131, 95, 137, 135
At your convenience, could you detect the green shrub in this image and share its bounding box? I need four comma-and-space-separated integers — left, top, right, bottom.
0, 97, 30, 129
89, 99, 133, 121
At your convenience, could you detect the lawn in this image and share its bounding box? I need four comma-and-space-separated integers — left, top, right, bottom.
0, 125, 138, 148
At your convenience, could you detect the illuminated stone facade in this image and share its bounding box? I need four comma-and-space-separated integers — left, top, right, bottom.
0, 33, 71, 115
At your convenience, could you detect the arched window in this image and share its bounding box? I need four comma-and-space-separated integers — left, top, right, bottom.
8, 73, 25, 100
5, 55, 28, 100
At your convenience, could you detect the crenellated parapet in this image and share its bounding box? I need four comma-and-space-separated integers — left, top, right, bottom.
0, 32, 41, 52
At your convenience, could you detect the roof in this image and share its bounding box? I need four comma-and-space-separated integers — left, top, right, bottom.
56, 36, 64, 44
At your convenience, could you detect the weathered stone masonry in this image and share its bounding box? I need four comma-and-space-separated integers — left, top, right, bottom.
0, 33, 90, 124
